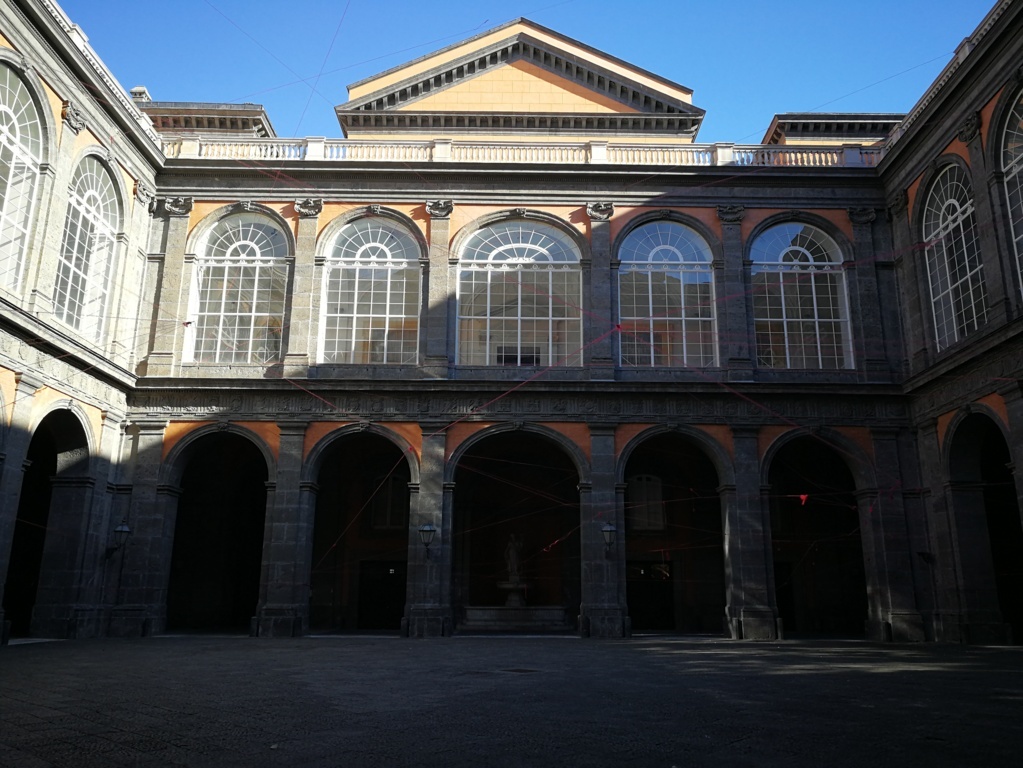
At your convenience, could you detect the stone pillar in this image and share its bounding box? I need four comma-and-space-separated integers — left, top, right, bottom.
405, 423, 451, 636
0, 372, 44, 638
424, 201, 453, 377
960, 114, 1010, 326
846, 208, 890, 376
586, 203, 615, 380
108, 419, 168, 637
987, 168, 1023, 319
283, 199, 322, 376
724, 428, 777, 639
256, 423, 308, 636
716, 206, 753, 380
25, 100, 86, 317
578, 426, 625, 637
146, 198, 193, 375
864, 430, 925, 641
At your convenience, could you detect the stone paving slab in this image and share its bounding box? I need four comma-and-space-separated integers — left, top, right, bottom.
0, 636, 1021, 767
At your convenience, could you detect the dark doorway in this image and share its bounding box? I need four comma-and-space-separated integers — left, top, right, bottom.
310, 433, 410, 632
166, 433, 268, 632
948, 414, 1023, 643
623, 434, 724, 633
3, 410, 89, 638
768, 437, 866, 637
453, 431, 580, 630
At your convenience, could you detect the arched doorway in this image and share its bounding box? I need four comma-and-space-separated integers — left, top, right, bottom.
622, 434, 724, 633
947, 413, 1023, 643
310, 432, 411, 632
768, 436, 867, 637
3, 410, 90, 638
452, 431, 580, 632
166, 432, 268, 632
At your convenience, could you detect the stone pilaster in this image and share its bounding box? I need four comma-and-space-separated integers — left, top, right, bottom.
108, 420, 168, 637
586, 203, 615, 380
887, 189, 931, 374
578, 425, 625, 637
283, 200, 321, 376
146, 198, 193, 376
424, 201, 452, 377
724, 427, 777, 639
255, 423, 309, 636
405, 423, 451, 636
717, 205, 752, 380
0, 372, 44, 640
846, 208, 890, 375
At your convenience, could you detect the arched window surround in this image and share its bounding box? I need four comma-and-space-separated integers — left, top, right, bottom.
317, 209, 425, 365
455, 214, 585, 368
614, 215, 719, 368
748, 218, 854, 370
52, 153, 122, 342
184, 206, 293, 365
996, 83, 1023, 302
918, 160, 987, 351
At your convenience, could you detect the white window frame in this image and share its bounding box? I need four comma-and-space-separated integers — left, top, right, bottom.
0, 63, 43, 294
617, 220, 718, 367
457, 220, 583, 367
319, 217, 421, 365
750, 223, 853, 369
1002, 86, 1023, 301
53, 156, 119, 342
185, 212, 290, 364
922, 164, 987, 351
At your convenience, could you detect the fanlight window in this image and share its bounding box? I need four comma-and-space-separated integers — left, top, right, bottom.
321, 217, 421, 364
188, 212, 290, 364
750, 223, 852, 369
617, 221, 717, 367
1002, 86, 1023, 299
0, 64, 43, 292
53, 156, 120, 340
922, 164, 987, 350
457, 220, 582, 367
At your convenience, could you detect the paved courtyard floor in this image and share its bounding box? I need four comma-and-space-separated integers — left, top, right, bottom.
0, 634, 1020, 767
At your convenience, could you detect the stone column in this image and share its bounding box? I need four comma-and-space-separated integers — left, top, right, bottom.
108, 419, 168, 637
25, 100, 86, 317
717, 206, 753, 381
724, 428, 777, 639
586, 203, 615, 380
256, 423, 309, 636
424, 201, 453, 377
987, 167, 1023, 319
0, 372, 44, 640
960, 114, 1010, 326
405, 423, 451, 636
146, 198, 194, 376
846, 208, 890, 375
283, 199, 322, 376
578, 425, 625, 637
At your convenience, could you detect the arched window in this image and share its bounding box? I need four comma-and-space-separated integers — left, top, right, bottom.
187, 212, 290, 364
0, 63, 43, 292
457, 220, 582, 367
617, 221, 717, 367
750, 222, 852, 369
53, 156, 120, 340
922, 164, 987, 350
320, 217, 421, 364
1002, 86, 1023, 298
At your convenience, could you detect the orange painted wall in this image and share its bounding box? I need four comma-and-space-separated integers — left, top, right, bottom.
976, 392, 1009, 427
316, 202, 428, 239
0, 366, 16, 428
696, 424, 733, 459
162, 421, 281, 462
188, 202, 300, 241
833, 426, 875, 462
907, 141, 971, 218
758, 425, 795, 461
445, 422, 496, 461
610, 207, 722, 244
741, 208, 853, 243
538, 422, 590, 462
614, 423, 650, 458
980, 85, 1005, 154
301, 421, 423, 462
449, 205, 590, 243
30, 386, 103, 448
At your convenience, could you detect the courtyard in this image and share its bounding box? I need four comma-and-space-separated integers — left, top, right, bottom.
1, 635, 1020, 767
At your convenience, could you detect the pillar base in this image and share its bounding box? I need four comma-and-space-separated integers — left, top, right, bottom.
107, 605, 157, 637
735, 608, 779, 640
255, 607, 307, 637
578, 605, 626, 638
887, 610, 925, 642
405, 607, 452, 638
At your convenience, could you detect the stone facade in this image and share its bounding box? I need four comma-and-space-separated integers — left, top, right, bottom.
0, 1, 1021, 644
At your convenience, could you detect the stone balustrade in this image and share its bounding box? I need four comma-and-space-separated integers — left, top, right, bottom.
161, 137, 886, 168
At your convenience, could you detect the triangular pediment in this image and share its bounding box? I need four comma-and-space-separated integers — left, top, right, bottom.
336, 20, 704, 139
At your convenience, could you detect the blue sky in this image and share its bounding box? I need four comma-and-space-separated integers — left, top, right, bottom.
58, 0, 993, 143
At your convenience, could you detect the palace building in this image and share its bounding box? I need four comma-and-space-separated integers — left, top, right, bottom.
1, 0, 1021, 643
